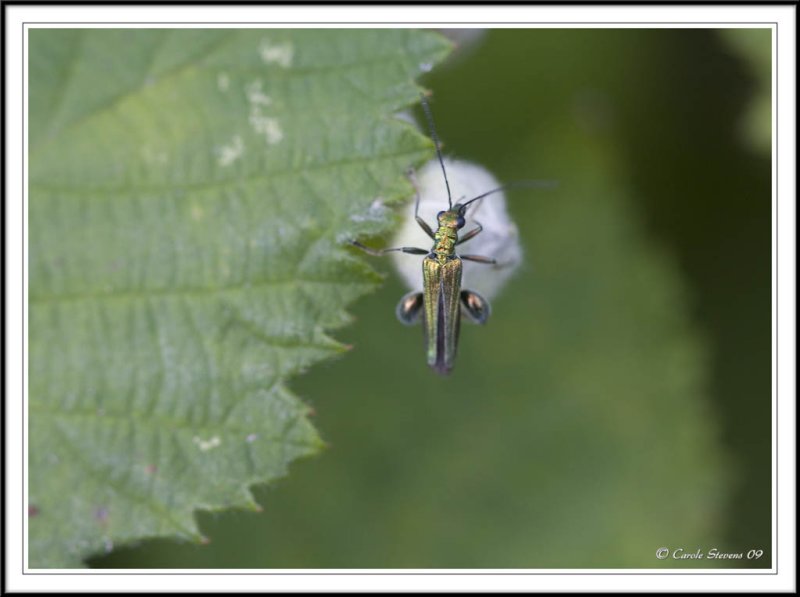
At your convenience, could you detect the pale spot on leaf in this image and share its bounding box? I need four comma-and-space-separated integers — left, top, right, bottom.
216, 134, 245, 166
256, 116, 283, 145
193, 436, 222, 451
246, 80, 283, 145
246, 80, 272, 106
259, 39, 294, 68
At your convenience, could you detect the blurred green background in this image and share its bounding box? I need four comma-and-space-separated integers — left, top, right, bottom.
92, 28, 772, 569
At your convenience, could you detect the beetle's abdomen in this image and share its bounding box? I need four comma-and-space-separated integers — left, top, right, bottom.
421, 256, 463, 375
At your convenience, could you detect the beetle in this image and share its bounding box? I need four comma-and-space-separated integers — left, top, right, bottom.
351, 94, 530, 374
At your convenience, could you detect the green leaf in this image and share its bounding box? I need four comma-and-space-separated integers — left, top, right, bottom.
28, 29, 451, 568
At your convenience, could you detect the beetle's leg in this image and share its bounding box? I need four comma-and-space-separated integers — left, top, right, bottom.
408, 168, 436, 240
456, 222, 483, 246
459, 253, 496, 265
351, 241, 428, 256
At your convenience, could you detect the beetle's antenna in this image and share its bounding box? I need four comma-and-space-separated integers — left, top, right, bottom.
460, 180, 559, 212
420, 93, 453, 209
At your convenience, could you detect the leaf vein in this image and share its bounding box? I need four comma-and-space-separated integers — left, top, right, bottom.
29, 275, 376, 306
33, 405, 320, 450
30, 147, 429, 196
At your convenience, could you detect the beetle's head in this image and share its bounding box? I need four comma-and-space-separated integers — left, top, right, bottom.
437, 208, 466, 230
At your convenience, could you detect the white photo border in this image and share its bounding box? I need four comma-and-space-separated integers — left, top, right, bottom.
4, 3, 795, 593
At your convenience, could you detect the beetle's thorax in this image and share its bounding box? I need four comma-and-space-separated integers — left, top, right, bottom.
431, 212, 460, 263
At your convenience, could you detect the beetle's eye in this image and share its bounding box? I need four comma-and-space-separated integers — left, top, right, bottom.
457, 216, 466, 229
437, 211, 445, 220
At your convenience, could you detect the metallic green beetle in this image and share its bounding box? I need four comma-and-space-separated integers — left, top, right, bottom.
353, 95, 517, 375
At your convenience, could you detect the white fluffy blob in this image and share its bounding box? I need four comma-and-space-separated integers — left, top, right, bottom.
390, 158, 523, 301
